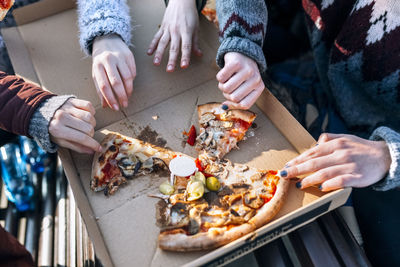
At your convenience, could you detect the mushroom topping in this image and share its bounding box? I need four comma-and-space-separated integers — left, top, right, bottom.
199, 113, 215, 124
204, 130, 213, 146
104, 176, 127, 196
188, 218, 200, 235
243, 193, 264, 209
117, 156, 139, 178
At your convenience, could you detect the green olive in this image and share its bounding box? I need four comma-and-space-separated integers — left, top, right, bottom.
206, 176, 221, 191
187, 181, 205, 201
159, 181, 175, 195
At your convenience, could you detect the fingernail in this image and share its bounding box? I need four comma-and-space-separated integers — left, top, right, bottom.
181, 60, 187, 68
221, 104, 229, 110
154, 57, 160, 64
296, 181, 302, 189
315, 143, 319, 146
113, 104, 119, 111
123, 101, 128, 108
284, 163, 290, 168
167, 64, 174, 71
147, 49, 152, 54
280, 170, 287, 177
318, 185, 323, 190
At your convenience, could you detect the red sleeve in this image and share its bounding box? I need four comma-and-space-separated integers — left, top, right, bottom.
0, 226, 34, 267
0, 71, 56, 136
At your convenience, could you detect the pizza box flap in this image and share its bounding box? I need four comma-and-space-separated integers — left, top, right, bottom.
2, 0, 351, 266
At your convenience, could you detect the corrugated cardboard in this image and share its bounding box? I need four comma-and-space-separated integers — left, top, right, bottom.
2, 0, 351, 266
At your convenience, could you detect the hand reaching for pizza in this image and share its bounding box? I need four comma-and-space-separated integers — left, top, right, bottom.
147, 0, 202, 72
92, 34, 136, 111
49, 98, 102, 154
281, 133, 391, 192
217, 52, 265, 110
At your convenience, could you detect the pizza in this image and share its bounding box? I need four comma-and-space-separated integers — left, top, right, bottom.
156, 156, 289, 251
201, 0, 218, 27
90, 103, 289, 251
195, 103, 256, 159
91, 132, 181, 196
0, 0, 14, 21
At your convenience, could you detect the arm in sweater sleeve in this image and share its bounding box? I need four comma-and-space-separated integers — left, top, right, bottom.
0, 72, 55, 136
77, 0, 132, 55
370, 126, 400, 191
216, 0, 268, 73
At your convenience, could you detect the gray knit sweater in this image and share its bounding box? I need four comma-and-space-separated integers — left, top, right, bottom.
29, 0, 207, 152
28, 0, 132, 151
216, 0, 400, 191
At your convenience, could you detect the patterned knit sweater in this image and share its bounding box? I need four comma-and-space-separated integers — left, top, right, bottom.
216, 0, 400, 191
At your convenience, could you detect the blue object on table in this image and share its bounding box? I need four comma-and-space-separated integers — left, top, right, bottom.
19, 136, 47, 173
0, 143, 34, 211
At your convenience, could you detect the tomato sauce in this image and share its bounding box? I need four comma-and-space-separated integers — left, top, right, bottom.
195, 158, 204, 172
0, 0, 12, 9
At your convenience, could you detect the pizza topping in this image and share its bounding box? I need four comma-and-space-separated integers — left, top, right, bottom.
203, 192, 222, 207
188, 218, 200, 235
159, 181, 175, 195
199, 112, 215, 125
117, 156, 140, 178
0, 0, 13, 9
186, 180, 205, 201
104, 176, 126, 196
186, 125, 197, 146
206, 176, 221, 191
243, 193, 264, 209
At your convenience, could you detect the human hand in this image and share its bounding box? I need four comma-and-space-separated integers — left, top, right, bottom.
216, 52, 265, 110
280, 133, 391, 192
92, 34, 136, 111
49, 98, 102, 154
147, 0, 202, 72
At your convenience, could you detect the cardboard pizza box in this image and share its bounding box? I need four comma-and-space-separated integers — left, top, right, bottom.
2, 0, 351, 266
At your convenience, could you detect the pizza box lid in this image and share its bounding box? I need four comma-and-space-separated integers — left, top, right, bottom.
2, 0, 351, 266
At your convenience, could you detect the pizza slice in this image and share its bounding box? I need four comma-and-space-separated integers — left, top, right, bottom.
195, 103, 256, 160
155, 156, 289, 251
0, 0, 14, 20
91, 132, 180, 196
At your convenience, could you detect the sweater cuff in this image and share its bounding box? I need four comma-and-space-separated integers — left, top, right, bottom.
369, 126, 400, 191
79, 10, 131, 55
216, 37, 267, 73
28, 95, 75, 153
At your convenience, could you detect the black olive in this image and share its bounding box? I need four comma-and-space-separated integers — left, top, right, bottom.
109, 145, 117, 152
230, 209, 240, 217
188, 219, 200, 235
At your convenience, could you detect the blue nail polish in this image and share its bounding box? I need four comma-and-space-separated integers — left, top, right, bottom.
284, 164, 290, 168
318, 185, 323, 190
221, 104, 228, 110
296, 181, 302, 189
280, 170, 287, 177
315, 143, 319, 146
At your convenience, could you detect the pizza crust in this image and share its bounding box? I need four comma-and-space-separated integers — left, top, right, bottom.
91, 133, 117, 191
249, 177, 290, 228
159, 223, 255, 251
197, 103, 256, 123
